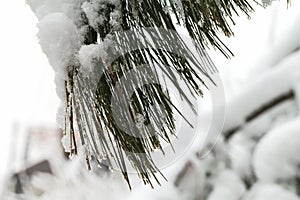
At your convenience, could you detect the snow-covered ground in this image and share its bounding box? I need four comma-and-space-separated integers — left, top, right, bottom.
1, 0, 300, 199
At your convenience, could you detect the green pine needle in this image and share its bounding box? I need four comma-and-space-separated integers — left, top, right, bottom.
62, 0, 255, 188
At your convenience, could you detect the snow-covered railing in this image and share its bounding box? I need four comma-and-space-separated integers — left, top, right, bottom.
223, 50, 300, 140
174, 49, 300, 199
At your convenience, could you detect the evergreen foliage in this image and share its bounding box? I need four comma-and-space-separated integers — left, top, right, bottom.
62, 0, 256, 188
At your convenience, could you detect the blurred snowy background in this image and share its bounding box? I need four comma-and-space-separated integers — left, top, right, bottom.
0, 0, 59, 190
1, 0, 300, 199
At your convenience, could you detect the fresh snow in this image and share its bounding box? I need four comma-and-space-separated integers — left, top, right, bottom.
243, 183, 300, 200
82, 0, 121, 31
78, 43, 111, 77
253, 117, 300, 184
38, 13, 81, 80
207, 170, 246, 200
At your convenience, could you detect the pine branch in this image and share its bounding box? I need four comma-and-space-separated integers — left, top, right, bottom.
60, 0, 256, 188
